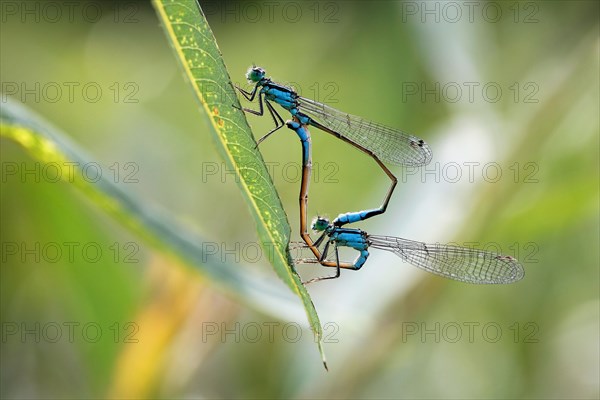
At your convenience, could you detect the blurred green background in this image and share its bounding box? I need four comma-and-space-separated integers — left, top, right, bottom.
1, 0, 598, 398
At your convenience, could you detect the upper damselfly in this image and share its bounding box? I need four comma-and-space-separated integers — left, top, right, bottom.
235, 66, 433, 225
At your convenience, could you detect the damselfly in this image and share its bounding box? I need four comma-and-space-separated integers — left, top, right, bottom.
302, 215, 524, 284
284, 120, 523, 284
236, 66, 433, 225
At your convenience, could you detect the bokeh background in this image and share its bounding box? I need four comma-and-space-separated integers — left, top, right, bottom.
1, 0, 598, 398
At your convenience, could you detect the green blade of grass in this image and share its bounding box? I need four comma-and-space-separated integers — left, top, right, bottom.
152, 0, 326, 367
0, 97, 325, 367
0, 99, 288, 313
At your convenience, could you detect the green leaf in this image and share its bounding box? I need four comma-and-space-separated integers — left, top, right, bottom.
0, 0, 327, 368
152, 0, 326, 367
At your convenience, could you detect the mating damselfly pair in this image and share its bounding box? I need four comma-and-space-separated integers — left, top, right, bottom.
235, 66, 524, 285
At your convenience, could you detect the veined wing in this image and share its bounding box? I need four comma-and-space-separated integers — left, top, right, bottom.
298, 96, 433, 167
369, 235, 524, 284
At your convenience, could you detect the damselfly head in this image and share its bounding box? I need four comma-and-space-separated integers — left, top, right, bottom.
246, 66, 266, 83
311, 216, 330, 232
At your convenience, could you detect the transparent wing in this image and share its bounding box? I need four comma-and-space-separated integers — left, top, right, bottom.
298, 96, 433, 167
369, 235, 524, 284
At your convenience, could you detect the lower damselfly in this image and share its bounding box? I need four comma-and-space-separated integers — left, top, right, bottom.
301, 215, 524, 284
284, 120, 523, 284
